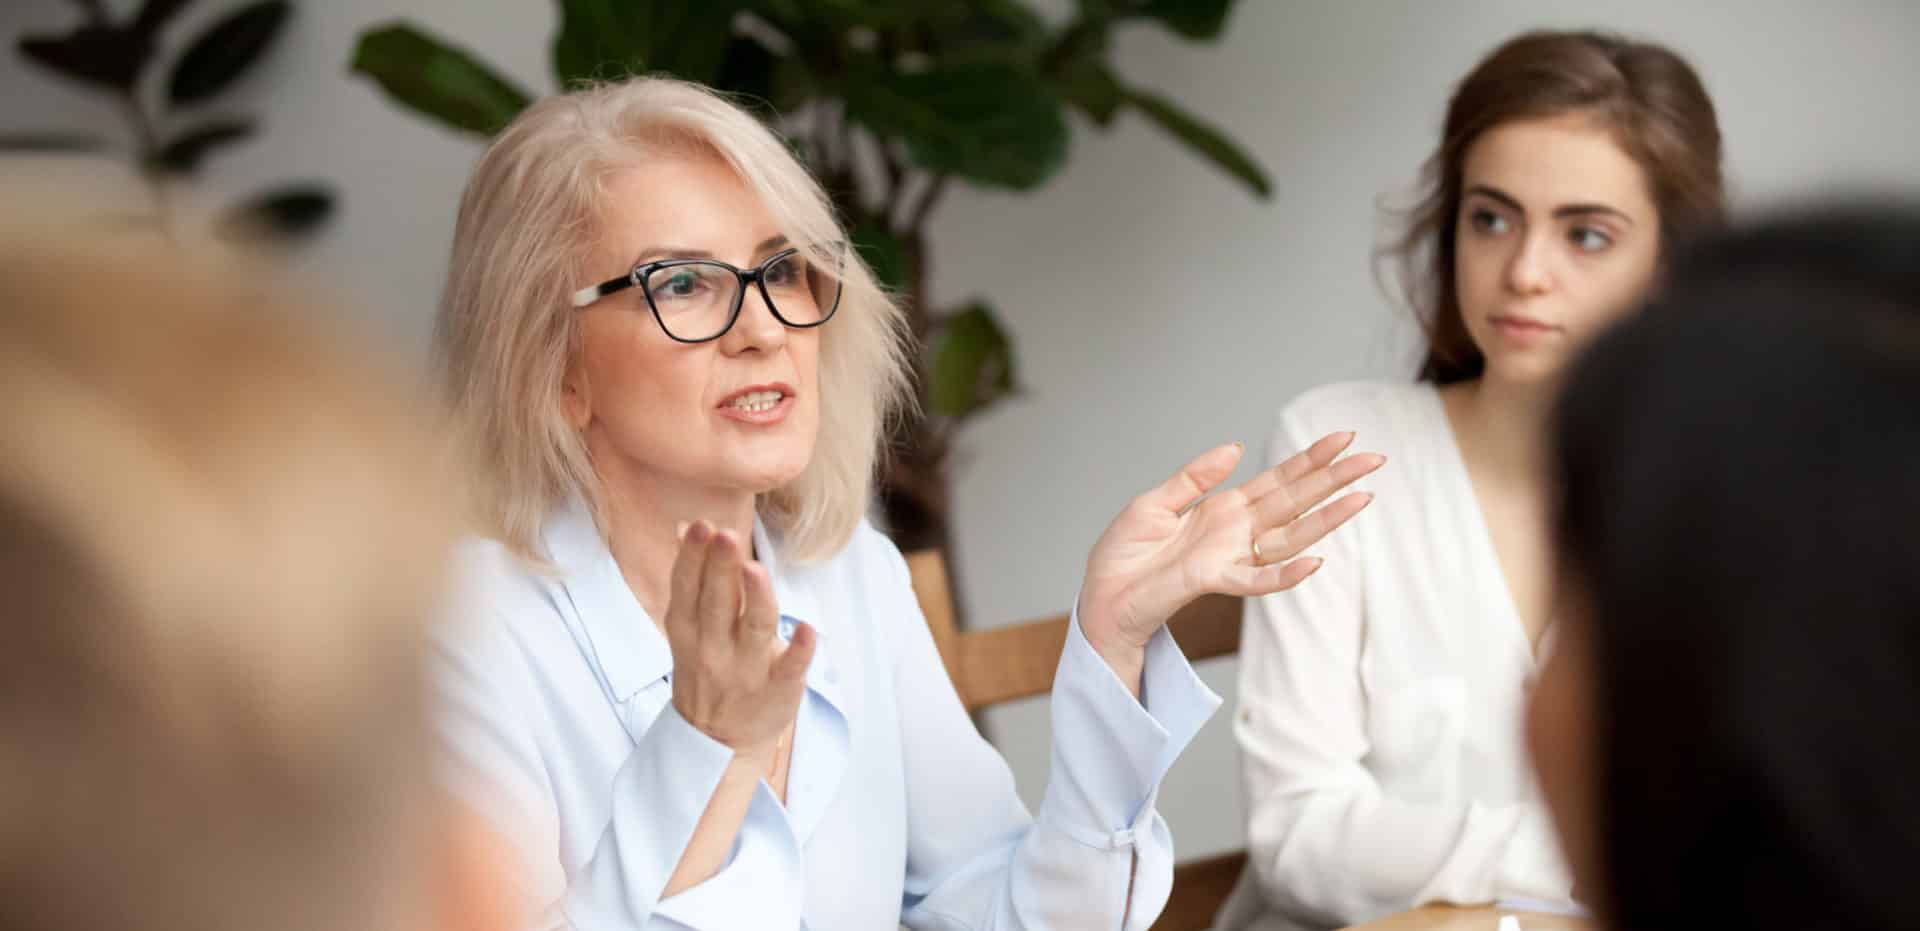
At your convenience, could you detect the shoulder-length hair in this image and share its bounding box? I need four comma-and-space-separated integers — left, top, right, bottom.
436, 77, 912, 563
1385, 30, 1727, 384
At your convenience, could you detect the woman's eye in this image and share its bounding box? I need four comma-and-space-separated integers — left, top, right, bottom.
1469, 208, 1510, 234
1569, 226, 1614, 252
764, 255, 809, 289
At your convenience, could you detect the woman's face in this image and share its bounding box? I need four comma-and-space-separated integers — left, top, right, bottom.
1453, 114, 1663, 386
563, 154, 823, 499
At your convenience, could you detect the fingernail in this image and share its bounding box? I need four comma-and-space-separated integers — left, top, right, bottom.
1232, 440, 1245, 452
675, 520, 690, 541
1304, 557, 1325, 574
1359, 492, 1376, 507
687, 521, 710, 543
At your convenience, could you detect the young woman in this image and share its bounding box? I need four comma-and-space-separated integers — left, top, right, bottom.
1220, 30, 1726, 931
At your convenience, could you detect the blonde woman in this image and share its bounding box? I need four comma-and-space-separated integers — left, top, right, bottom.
432, 77, 1381, 930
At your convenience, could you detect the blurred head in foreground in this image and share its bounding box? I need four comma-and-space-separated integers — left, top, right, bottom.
0, 206, 514, 931
1530, 202, 1920, 930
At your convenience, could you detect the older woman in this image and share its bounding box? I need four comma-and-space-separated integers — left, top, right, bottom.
433, 77, 1379, 930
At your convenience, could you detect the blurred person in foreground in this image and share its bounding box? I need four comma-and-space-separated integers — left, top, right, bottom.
0, 209, 517, 931
1531, 203, 1920, 931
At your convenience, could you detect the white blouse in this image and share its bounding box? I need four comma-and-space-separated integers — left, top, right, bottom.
434, 497, 1221, 930
1215, 381, 1574, 931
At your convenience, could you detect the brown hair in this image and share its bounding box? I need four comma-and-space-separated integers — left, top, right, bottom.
0, 212, 459, 931
1387, 30, 1728, 384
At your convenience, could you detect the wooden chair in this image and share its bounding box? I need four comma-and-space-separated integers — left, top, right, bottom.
905, 549, 1250, 931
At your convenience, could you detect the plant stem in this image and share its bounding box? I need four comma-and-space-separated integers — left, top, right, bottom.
881, 145, 905, 227
838, 104, 856, 191
907, 174, 948, 233
811, 103, 830, 171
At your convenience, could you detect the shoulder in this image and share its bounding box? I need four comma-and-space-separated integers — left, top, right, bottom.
448, 536, 555, 612
1279, 380, 1429, 430
808, 518, 913, 597
438, 535, 569, 659
1270, 380, 1435, 456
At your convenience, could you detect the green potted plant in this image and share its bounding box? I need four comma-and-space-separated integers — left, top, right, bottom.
8, 0, 334, 242
350, 0, 1269, 555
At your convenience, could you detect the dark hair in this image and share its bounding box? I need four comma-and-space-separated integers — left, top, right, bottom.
1389, 30, 1727, 384
1551, 204, 1920, 931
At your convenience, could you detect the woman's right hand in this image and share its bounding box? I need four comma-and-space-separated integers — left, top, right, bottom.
664, 520, 815, 760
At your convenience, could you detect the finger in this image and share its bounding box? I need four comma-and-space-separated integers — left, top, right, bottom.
1253, 491, 1374, 564
1143, 442, 1245, 514
770, 620, 817, 684
1219, 556, 1324, 596
1237, 431, 1355, 502
1251, 452, 1385, 530
697, 528, 746, 646
737, 560, 780, 648
666, 520, 713, 645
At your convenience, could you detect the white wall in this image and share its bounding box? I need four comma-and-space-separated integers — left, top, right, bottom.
8, 0, 1918, 862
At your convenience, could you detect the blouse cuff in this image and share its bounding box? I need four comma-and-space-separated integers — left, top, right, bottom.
1037, 605, 1221, 844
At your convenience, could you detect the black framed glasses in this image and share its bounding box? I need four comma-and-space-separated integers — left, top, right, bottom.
569, 246, 844, 343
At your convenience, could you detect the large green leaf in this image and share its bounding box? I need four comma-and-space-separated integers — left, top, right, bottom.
1051, 53, 1122, 126
151, 118, 256, 174
929, 302, 1016, 418
17, 26, 152, 93
351, 24, 533, 137
843, 58, 1068, 190
1135, 0, 1237, 40
552, 0, 746, 87
216, 183, 334, 243
0, 132, 113, 153
1122, 85, 1270, 198
167, 0, 290, 106
759, 0, 936, 30
711, 35, 808, 114
131, 0, 195, 38
915, 0, 1049, 56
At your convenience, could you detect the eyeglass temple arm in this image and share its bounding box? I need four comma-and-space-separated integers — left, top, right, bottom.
571, 276, 634, 309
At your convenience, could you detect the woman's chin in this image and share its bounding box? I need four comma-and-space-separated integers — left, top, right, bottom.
1484, 351, 1572, 389
731, 461, 811, 498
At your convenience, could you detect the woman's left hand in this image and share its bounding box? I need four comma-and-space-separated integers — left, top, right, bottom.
1077, 432, 1382, 690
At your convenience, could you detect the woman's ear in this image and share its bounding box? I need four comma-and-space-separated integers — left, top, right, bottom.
561, 358, 592, 431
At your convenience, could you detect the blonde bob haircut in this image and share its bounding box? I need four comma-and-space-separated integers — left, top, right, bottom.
437, 77, 912, 564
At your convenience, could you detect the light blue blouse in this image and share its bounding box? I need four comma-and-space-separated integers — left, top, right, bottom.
435, 499, 1220, 929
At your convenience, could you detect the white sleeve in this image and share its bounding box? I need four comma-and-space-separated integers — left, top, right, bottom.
875, 544, 1222, 930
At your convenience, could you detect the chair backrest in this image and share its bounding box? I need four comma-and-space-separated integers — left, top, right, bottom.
904, 549, 1241, 712
903, 548, 1250, 930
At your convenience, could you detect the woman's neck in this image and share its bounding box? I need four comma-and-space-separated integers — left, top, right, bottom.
592, 447, 757, 627
1441, 373, 1556, 488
